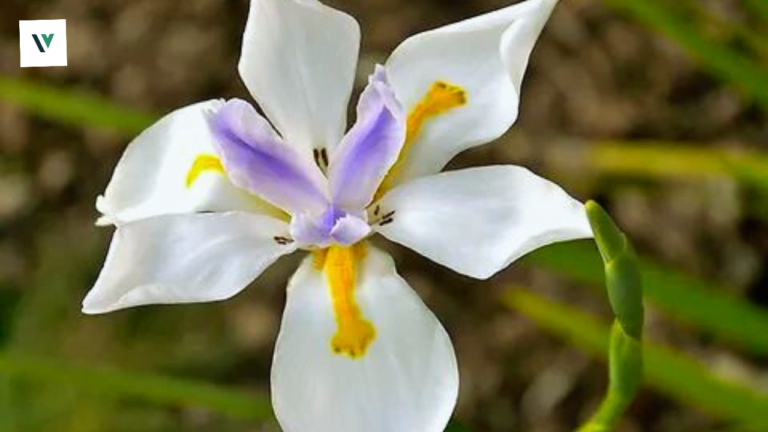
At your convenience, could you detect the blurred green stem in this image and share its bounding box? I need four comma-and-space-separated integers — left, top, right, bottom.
678, 0, 768, 58
587, 140, 768, 192
526, 241, 768, 357
0, 76, 153, 132
0, 351, 273, 422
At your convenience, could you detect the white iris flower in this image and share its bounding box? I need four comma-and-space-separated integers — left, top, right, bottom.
84, 0, 593, 430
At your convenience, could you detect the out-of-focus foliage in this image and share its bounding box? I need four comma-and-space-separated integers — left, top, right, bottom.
0, 76, 153, 133
600, 0, 768, 111
505, 290, 768, 432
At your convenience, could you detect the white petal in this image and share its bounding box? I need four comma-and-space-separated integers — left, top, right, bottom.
272, 246, 458, 432
239, 0, 360, 152
375, 166, 592, 279
384, 0, 558, 185
97, 101, 279, 226
83, 212, 295, 314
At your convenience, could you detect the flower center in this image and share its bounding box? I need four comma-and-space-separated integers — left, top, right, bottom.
314, 243, 375, 359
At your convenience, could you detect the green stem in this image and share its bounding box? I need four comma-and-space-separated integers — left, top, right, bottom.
575, 323, 642, 432
571, 201, 645, 432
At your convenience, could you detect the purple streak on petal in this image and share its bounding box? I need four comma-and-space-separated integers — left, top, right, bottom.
289, 206, 370, 247
208, 99, 329, 214
327, 65, 406, 211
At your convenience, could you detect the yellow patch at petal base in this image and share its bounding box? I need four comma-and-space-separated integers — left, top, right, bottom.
375, 81, 467, 199
186, 154, 225, 187
314, 244, 376, 359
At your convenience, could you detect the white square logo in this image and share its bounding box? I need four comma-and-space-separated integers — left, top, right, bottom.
19, 20, 67, 68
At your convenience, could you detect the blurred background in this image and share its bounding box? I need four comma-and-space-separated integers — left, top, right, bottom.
1, 0, 767, 431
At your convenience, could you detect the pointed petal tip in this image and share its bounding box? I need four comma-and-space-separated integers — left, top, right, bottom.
80, 305, 103, 315
95, 195, 115, 226
370, 63, 389, 84
94, 216, 113, 227
81, 281, 131, 315
366, 67, 405, 120
80, 294, 110, 315
206, 98, 251, 134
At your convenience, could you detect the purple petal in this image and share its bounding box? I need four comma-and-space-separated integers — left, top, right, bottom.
330, 214, 371, 245
327, 66, 406, 211
289, 211, 332, 248
208, 99, 329, 214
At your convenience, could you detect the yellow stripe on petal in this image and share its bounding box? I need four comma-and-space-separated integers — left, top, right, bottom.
405, 81, 467, 144
376, 81, 467, 199
315, 244, 376, 359
186, 154, 225, 188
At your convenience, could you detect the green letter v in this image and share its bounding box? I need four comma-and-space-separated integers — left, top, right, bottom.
41, 34, 54, 48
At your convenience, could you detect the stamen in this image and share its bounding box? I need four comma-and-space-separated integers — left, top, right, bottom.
320, 148, 329, 169
313, 147, 330, 172
273, 236, 294, 245
374, 81, 467, 199
369, 207, 396, 226
318, 244, 375, 359
377, 210, 395, 226
186, 154, 225, 188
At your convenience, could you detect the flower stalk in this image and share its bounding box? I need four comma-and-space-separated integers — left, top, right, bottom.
575, 201, 644, 432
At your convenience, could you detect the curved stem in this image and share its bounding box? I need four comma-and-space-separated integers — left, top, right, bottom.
574, 201, 645, 432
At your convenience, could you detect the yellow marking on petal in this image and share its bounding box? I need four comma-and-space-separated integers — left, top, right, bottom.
405, 81, 467, 144
323, 243, 375, 359
186, 154, 225, 188
375, 81, 467, 200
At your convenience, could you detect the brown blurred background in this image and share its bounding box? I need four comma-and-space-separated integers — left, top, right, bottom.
0, 0, 767, 431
